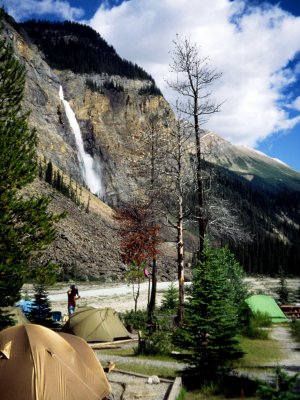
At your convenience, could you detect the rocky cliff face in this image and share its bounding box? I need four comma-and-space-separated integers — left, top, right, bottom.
4, 19, 173, 205
57, 71, 173, 205
2, 17, 178, 280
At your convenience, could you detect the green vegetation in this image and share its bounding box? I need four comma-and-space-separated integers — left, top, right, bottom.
291, 320, 300, 342
185, 389, 258, 400
120, 309, 148, 331
160, 282, 178, 313
85, 79, 104, 94
100, 361, 177, 380
103, 79, 124, 92
0, 14, 62, 329
257, 367, 299, 400
242, 311, 272, 339
20, 20, 154, 81
26, 264, 58, 328
39, 159, 84, 208
174, 245, 245, 383
211, 162, 300, 275
138, 82, 162, 96
235, 336, 282, 367
276, 270, 290, 304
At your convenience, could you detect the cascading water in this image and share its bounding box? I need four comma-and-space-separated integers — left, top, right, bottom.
59, 86, 104, 197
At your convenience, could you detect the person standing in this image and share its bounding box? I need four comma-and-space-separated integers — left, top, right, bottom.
67, 284, 80, 316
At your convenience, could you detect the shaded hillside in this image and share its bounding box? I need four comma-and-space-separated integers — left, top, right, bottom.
211, 164, 300, 275
19, 20, 154, 80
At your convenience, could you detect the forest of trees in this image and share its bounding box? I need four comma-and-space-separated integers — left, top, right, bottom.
209, 163, 300, 275
20, 20, 154, 80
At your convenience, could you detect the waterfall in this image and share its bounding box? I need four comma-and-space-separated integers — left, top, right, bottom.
59, 86, 104, 197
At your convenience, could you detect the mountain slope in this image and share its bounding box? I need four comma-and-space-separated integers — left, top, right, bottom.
2, 14, 299, 277
202, 132, 300, 193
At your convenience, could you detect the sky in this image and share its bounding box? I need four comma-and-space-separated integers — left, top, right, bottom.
2, 0, 300, 172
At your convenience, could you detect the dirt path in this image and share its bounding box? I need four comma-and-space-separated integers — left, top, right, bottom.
267, 325, 300, 373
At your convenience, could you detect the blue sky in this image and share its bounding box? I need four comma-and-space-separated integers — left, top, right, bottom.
2, 0, 300, 172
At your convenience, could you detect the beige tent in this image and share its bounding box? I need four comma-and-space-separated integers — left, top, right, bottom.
0, 324, 111, 400
64, 307, 130, 342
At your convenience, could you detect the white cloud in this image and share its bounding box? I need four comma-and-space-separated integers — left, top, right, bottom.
88, 0, 300, 148
1, 0, 84, 21
292, 96, 300, 111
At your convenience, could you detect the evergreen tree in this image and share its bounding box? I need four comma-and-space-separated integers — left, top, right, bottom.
0, 14, 61, 327
27, 284, 55, 327
276, 269, 290, 305
26, 263, 57, 327
257, 367, 299, 400
179, 244, 244, 384
160, 282, 178, 313
45, 160, 53, 185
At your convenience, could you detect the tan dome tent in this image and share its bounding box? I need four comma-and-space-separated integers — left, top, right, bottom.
0, 324, 111, 400
63, 307, 130, 342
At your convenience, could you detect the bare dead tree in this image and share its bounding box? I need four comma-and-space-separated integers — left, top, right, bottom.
168, 35, 222, 261
163, 115, 193, 324
205, 196, 253, 244
131, 114, 171, 327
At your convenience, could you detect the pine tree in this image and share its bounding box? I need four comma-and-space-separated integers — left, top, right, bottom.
180, 244, 244, 384
0, 14, 62, 326
276, 269, 289, 305
27, 284, 56, 327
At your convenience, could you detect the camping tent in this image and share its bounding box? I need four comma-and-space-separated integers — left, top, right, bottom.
15, 300, 34, 313
63, 307, 130, 342
0, 324, 111, 400
245, 294, 287, 323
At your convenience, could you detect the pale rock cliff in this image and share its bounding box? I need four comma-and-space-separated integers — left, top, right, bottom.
2, 18, 178, 280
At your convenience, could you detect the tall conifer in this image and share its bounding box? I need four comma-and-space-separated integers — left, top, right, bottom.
180, 245, 244, 383
0, 13, 61, 326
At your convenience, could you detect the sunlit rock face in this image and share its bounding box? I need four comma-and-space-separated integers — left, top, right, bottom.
56, 71, 173, 205
4, 20, 173, 206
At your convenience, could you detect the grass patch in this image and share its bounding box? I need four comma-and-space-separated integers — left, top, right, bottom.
235, 335, 283, 368
102, 361, 177, 379
185, 390, 258, 400
98, 347, 177, 362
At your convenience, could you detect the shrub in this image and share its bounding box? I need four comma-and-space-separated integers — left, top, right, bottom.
242, 311, 272, 339
120, 309, 147, 331
276, 270, 289, 305
160, 282, 178, 313
256, 367, 299, 400
135, 330, 172, 356
291, 320, 300, 342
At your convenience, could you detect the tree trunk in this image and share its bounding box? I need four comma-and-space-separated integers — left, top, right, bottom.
194, 106, 205, 262
177, 193, 185, 324
148, 258, 157, 330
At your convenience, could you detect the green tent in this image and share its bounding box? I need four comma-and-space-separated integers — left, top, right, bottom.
63, 307, 130, 342
245, 294, 287, 323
